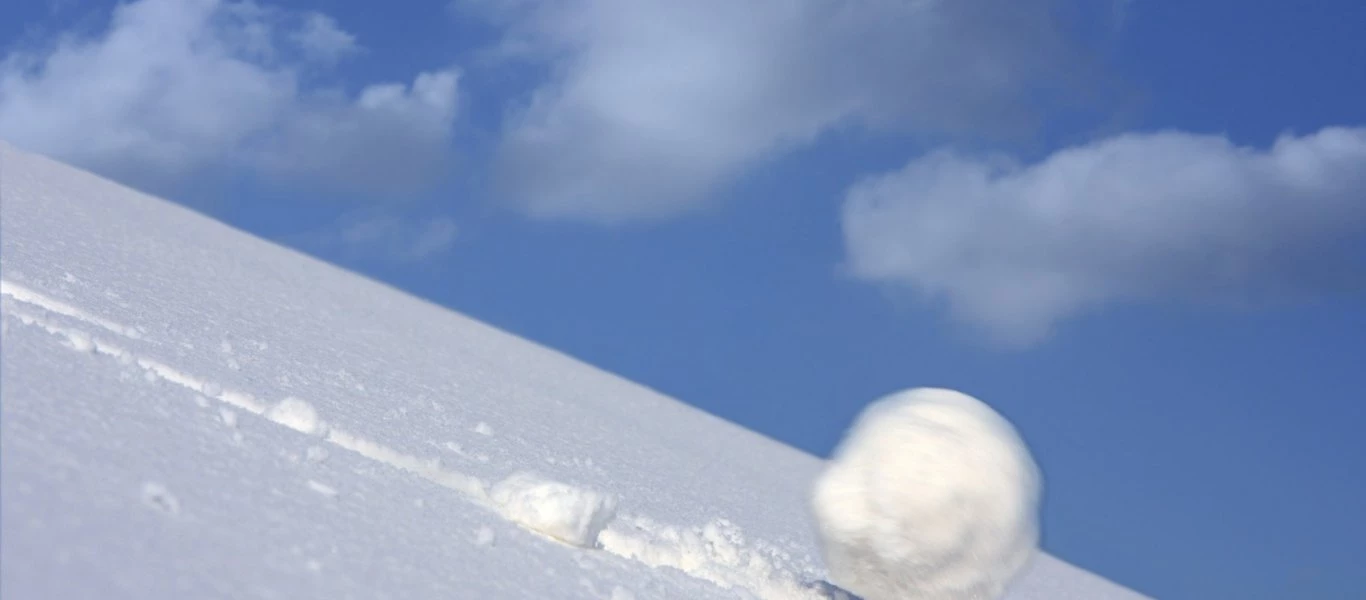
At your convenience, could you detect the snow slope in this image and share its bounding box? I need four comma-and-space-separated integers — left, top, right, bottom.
0, 141, 1150, 599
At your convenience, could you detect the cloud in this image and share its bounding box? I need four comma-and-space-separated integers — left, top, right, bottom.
292, 213, 460, 262
290, 13, 358, 64
841, 126, 1366, 346
474, 0, 1098, 223
0, 0, 459, 197
256, 69, 460, 196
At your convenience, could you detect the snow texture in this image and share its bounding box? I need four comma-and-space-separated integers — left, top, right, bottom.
812, 388, 1042, 600
0, 140, 1149, 599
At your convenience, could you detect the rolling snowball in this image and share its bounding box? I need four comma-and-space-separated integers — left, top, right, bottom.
811, 387, 1042, 600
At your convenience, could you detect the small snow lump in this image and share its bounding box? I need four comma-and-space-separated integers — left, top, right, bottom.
265, 396, 322, 435
491, 472, 617, 548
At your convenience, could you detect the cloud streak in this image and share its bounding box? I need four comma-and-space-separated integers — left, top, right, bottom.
842, 126, 1366, 346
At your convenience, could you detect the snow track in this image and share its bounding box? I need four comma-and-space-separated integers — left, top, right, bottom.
0, 280, 144, 340
1, 278, 835, 599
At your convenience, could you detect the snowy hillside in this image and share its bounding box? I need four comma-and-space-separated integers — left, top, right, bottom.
0, 141, 1149, 599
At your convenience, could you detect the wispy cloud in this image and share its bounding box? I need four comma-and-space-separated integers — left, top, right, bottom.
470, 0, 1101, 223
842, 126, 1366, 346
0, 0, 459, 197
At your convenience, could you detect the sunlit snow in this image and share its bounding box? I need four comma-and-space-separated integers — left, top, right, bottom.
0, 141, 1148, 599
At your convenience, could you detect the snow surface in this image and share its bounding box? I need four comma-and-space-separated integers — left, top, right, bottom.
812, 388, 1042, 600
0, 141, 1150, 599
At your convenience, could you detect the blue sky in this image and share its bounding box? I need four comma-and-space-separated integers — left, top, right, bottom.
3, 0, 1365, 597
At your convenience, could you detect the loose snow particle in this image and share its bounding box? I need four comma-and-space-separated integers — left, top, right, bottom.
220, 340, 233, 354
811, 388, 1041, 600
219, 407, 238, 428
307, 480, 339, 499
474, 525, 496, 547
227, 358, 241, 371
266, 397, 321, 435
414, 498, 426, 509
474, 422, 494, 436
610, 586, 635, 600
306, 559, 323, 572
65, 330, 94, 353
140, 482, 180, 515
193, 395, 210, 408
491, 472, 617, 548
305, 446, 329, 463
202, 382, 223, 397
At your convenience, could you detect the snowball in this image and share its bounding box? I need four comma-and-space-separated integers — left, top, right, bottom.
265, 397, 322, 435
491, 472, 617, 548
810, 388, 1042, 600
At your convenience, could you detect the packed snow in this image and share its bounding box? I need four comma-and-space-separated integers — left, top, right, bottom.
812, 388, 1042, 600
266, 396, 325, 435
0, 141, 1149, 599
492, 471, 618, 548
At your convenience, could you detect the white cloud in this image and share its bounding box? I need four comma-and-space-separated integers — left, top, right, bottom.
257, 69, 460, 196
0, 0, 458, 197
290, 13, 358, 64
475, 0, 1093, 223
842, 126, 1366, 346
